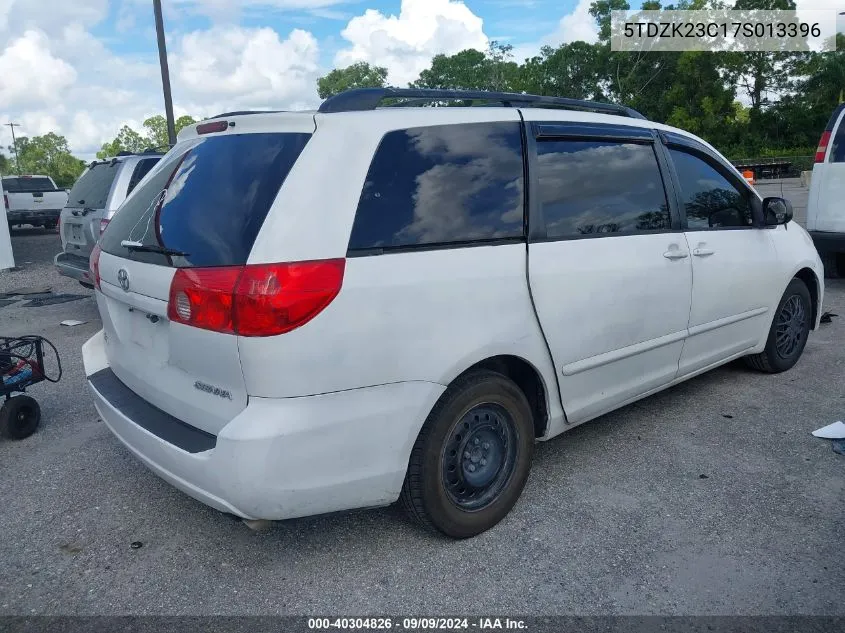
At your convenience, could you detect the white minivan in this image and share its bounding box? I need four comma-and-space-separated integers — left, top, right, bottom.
808, 103, 845, 277
82, 89, 824, 538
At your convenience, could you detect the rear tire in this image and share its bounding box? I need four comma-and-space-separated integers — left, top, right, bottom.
744, 278, 812, 373
0, 395, 41, 440
400, 370, 534, 539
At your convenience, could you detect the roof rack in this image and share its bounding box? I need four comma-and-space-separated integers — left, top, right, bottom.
209, 110, 285, 119
317, 88, 647, 120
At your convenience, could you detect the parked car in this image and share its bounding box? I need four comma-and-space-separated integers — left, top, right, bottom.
807, 103, 845, 277
3, 174, 69, 230
54, 151, 162, 286
81, 88, 824, 538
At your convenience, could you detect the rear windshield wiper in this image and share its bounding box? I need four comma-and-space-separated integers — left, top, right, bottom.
120, 240, 190, 257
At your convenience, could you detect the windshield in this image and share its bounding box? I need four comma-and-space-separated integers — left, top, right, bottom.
99, 132, 311, 268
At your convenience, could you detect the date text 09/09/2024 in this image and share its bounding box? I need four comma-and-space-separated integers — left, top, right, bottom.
307, 618, 528, 631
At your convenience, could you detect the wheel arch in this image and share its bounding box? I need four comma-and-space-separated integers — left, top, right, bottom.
449, 355, 551, 439
793, 266, 821, 329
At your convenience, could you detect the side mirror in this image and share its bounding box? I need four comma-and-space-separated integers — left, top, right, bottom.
763, 197, 793, 226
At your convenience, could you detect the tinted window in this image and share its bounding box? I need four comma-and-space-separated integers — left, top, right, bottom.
537, 140, 670, 237
100, 132, 311, 268
348, 122, 524, 251
670, 149, 751, 229
67, 162, 120, 209
126, 157, 160, 195
831, 115, 845, 163
2, 177, 55, 192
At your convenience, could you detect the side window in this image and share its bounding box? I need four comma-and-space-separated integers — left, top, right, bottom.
126, 158, 160, 195
670, 149, 752, 229
831, 117, 845, 163
347, 122, 524, 251
536, 139, 670, 238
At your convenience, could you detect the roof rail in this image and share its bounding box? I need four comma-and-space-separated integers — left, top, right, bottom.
317, 88, 647, 120
209, 110, 284, 119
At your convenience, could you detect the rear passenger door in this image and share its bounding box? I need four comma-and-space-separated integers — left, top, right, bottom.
660, 134, 778, 375
525, 121, 692, 424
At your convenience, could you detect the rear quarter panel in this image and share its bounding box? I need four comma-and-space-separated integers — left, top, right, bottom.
241, 109, 564, 433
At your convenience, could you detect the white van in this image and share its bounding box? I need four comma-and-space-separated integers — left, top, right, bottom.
808, 103, 845, 277
82, 88, 824, 538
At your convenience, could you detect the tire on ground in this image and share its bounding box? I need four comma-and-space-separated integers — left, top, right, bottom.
400, 369, 534, 539
744, 277, 812, 373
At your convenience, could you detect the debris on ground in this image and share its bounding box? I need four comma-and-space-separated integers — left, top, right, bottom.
0, 299, 17, 309
833, 440, 845, 456
60, 319, 87, 327
820, 312, 838, 324
22, 294, 87, 308
811, 421, 845, 439
0, 286, 51, 298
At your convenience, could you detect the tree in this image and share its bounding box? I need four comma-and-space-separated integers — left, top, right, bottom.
0, 152, 10, 175
412, 42, 520, 93
10, 133, 85, 188
97, 114, 197, 158
516, 42, 607, 100
97, 125, 148, 159
317, 62, 388, 99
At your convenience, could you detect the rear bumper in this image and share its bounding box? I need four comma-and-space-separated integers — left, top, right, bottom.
809, 231, 845, 254
7, 209, 61, 225
82, 330, 444, 520
54, 251, 92, 283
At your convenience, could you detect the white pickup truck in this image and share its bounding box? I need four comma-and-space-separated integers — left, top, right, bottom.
2, 175, 69, 230
808, 103, 845, 277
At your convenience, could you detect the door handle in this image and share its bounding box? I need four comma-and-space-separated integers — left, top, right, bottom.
663, 249, 689, 260
693, 248, 715, 257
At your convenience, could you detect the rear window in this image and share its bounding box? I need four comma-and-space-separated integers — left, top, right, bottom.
2, 177, 55, 192
67, 162, 120, 209
347, 122, 525, 252
100, 132, 311, 268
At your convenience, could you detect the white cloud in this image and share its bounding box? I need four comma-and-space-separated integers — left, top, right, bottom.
335, 0, 489, 86
0, 31, 76, 108
0, 0, 108, 44
551, 0, 597, 45
173, 25, 321, 112
510, 0, 598, 62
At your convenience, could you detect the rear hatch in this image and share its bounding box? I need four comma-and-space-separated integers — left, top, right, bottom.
61, 162, 121, 254
94, 125, 312, 434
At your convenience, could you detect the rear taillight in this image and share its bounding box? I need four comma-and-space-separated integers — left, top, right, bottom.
89, 244, 101, 290
815, 130, 831, 163
167, 259, 345, 337
99, 218, 109, 236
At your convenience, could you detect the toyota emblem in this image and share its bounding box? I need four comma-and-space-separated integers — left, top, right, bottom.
117, 268, 130, 292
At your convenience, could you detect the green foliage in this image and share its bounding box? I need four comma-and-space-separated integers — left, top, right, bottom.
317, 62, 388, 99
7, 133, 85, 188
97, 115, 197, 158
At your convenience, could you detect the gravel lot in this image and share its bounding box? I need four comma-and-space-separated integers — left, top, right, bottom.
0, 221, 843, 616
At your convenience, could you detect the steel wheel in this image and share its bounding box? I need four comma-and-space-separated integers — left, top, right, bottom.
441, 403, 517, 511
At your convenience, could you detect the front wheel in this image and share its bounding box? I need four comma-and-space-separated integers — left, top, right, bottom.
400, 370, 534, 539
745, 278, 812, 373
0, 395, 41, 440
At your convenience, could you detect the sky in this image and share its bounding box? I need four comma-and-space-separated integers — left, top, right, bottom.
0, 0, 842, 160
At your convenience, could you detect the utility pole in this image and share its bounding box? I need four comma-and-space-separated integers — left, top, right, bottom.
5, 123, 21, 174
153, 0, 177, 148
